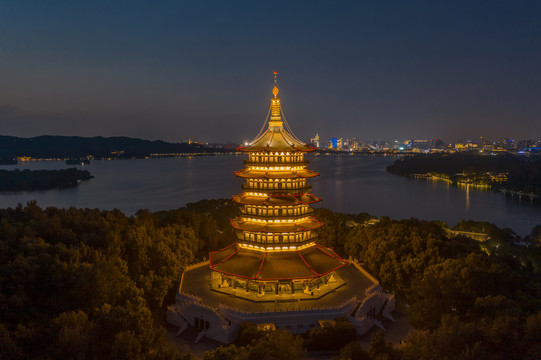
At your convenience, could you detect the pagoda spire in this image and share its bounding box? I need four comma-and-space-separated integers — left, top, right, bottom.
269, 71, 282, 128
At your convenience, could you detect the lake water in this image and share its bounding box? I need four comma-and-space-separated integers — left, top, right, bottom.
1, 155, 539, 235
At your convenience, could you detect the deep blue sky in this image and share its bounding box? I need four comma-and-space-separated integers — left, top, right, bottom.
1, 1, 540, 144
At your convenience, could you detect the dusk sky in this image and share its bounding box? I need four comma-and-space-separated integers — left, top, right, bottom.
1, 1, 540, 144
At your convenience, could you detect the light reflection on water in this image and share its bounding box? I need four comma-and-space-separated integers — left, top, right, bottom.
0, 155, 539, 235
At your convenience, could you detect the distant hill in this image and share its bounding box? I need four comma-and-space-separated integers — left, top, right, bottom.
0, 135, 234, 159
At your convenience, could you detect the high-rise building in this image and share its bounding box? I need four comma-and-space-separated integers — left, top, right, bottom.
328, 137, 338, 149
167, 74, 394, 344
310, 133, 320, 148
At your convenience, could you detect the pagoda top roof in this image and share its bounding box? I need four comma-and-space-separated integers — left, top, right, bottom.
239, 128, 315, 153
209, 243, 347, 281
238, 72, 315, 153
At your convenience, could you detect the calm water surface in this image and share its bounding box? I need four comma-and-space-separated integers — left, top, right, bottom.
1, 155, 539, 235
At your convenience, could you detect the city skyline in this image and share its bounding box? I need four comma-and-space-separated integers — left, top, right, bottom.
1, 1, 540, 143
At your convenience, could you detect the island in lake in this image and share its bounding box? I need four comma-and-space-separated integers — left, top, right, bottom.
0, 168, 93, 191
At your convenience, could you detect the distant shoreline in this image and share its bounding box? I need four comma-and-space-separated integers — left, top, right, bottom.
4, 151, 405, 164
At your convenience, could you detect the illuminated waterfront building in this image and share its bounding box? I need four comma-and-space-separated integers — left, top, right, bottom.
167, 73, 394, 344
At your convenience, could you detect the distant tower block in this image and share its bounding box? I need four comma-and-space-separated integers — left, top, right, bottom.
310, 133, 320, 148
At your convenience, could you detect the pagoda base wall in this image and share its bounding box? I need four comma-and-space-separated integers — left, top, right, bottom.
168, 262, 395, 344
209, 271, 345, 302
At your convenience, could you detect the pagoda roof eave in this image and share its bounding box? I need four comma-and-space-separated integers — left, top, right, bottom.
234, 169, 319, 179
232, 193, 322, 206
208, 243, 348, 281
238, 128, 316, 153
230, 217, 323, 233
238, 146, 316, 153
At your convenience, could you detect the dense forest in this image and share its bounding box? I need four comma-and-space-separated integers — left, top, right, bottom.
387, 153, 541, 195
0, 168, 93, 191
1, 200, 540, 359
0, 135, 234, 160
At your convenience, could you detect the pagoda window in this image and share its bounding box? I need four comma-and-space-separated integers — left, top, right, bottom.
279, 235, 283, 243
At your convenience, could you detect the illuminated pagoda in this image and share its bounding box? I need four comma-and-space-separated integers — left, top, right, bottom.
167, 73, 395, 344
208, 72, 347, 295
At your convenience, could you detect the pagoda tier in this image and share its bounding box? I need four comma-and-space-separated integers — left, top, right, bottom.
232, 193, 321, 206
210, 243, 347, 281
231, 217, 322, 233
234, 168, 319, 179
209, 73, 346, 288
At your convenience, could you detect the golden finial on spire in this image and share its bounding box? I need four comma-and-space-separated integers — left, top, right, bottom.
269, 71, 282, 127
272, 71, 279, 98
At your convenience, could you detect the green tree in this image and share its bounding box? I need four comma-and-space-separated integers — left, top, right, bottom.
338, 341, 369, 360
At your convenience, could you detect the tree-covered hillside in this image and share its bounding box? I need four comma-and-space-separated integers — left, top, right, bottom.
1, 201, 540, 359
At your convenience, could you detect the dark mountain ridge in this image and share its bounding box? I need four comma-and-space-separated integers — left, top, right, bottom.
0, 135, 232, 159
